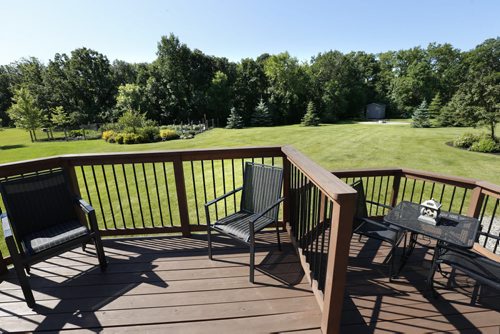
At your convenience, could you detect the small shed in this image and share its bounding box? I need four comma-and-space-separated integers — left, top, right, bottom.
366, 103, 386, 119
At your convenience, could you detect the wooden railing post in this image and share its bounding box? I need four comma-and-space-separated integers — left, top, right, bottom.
282, 157, 291, 231
390, 172, 402, 208
173, 157, 191, 237
467, 186, 485, 218
321, 193, 356, 334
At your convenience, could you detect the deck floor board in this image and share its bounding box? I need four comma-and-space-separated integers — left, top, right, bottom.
0, 231, 498, 333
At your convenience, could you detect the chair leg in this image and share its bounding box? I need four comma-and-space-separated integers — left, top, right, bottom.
471, 284, 480, 305
446, 267, 457, 289
93, 237, 107, 271
389, 244, 396, 282
207, 227, 213, 260
249, 242, 255, 283
82, 241, 87, 252
275, 223, 281, 251
6, 237, 35, 308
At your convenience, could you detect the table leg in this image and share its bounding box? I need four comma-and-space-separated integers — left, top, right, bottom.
395, 232, 417, 276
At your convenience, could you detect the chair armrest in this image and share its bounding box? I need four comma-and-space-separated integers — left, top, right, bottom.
249, 197, 285, 224
76, 198, 100, 233
365, 200, 393, 210
1, 213, 13, 239
78, 198, 94, 214
359, 217, 402, 233
205, 187, 243, 207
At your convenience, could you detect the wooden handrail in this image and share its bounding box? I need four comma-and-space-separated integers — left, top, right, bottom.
282, 146, 356, 201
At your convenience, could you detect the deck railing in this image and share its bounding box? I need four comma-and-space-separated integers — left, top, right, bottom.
333, 168, 500, 255
0, 147, 498, 333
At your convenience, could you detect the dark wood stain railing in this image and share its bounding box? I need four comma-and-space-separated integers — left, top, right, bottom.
333, 167, 500, 256
0, 148, 498, 333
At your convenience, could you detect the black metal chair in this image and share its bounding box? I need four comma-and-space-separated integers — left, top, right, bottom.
205, 162, 284, 283
351, 180, 406, 280
0, 170, 107, 308
427, 241, 500, 304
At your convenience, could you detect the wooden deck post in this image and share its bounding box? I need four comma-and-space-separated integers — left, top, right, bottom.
173, 157, 191, 237
282, 157, 291, 231
321, 193, 356, 334
467, 186, 485, 218
389, 172, 402, 208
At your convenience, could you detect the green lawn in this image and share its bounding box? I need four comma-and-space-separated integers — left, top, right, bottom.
0, 123, 498, 183
1, 123, 499, 257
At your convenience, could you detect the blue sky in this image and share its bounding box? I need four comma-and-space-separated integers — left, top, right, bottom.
0, 0, 498, 65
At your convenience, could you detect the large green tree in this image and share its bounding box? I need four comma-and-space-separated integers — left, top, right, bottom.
263, 52, 309, 124
233, 58, 268, 125
64, 48, 115, 124
7, 87, 46, 141
460, 38, 500, 139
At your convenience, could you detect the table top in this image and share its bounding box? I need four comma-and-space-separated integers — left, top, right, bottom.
384, 201, 479, 248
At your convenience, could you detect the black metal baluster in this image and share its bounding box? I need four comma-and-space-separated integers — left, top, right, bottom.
142, 163, 154, 227
418, 181, 426, 204
190, 161, 200, 225
111, 165, 126, 229
152, 163, 165, 227
409, 179, 417, 202
221, 159, 228, 217
91, 165, 107, 230
231, 159, 237, 210
376, 176, 383, 216
132, 164, 145, 228
162, 163, 174, 227
211, 160, 218, 221
439, 184, 446, 204
448, 186, 457, 211
122, 164, 136, 229
458, 188, 468, 214
101, 165, 117, 229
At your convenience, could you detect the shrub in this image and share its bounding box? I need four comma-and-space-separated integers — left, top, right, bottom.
115, 133, 124, 144
123, 132, 141, 144
68, 129, 83, 137
139, 125, 160, 142
470, 137, 499, 153
160, 129, 180, 140
453, 133, 481, 149
102, 130, 116, 142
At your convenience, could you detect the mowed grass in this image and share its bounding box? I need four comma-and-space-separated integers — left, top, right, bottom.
0, 123, 498, 183
0, 123, 499, 256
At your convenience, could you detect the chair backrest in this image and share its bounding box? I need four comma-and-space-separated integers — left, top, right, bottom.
351, 180, 368, 231
241, 162, 283, 220
0, 170, 78, 240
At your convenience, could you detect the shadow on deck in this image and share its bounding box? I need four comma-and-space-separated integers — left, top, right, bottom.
0, 232, 498, 333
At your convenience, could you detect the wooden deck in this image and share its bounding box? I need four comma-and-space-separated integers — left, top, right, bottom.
0, 231, 498, 333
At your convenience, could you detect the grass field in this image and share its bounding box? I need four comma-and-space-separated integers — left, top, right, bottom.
0, 123, 498, 183
0, 123, 499, 256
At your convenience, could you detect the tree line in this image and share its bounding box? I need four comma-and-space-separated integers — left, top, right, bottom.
0, 34, 498, 137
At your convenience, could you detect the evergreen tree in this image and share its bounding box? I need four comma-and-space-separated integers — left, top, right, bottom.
411, 99, 431, 128
301, 101, 320, 126
251, 99, 273, 126
226, 107, 244, 129
428, 93, 442, 119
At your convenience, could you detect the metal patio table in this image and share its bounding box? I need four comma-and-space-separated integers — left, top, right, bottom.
383, 201, 480, 277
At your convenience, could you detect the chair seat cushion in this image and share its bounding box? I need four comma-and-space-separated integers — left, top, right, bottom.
355, 220, 404, 244
22, 220, 89, 255
213, 211, 274, 242
439, 248, 500, 289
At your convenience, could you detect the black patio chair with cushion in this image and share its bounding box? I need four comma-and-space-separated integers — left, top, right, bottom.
351, 180, 407, 281
0, 170, 107, 308
205, 162, 284, 283
427, 240, 500, 304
